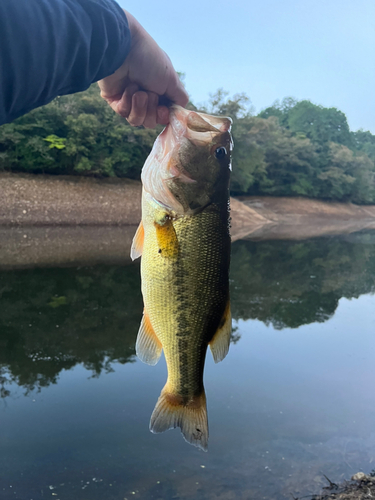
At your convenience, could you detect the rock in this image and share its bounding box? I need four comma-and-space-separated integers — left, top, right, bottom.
351, 472, 367, 481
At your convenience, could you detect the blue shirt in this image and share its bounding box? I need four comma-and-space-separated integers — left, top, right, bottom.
0, 0, 131, 125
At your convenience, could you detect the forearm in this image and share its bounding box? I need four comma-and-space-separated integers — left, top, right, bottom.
0, 0, 131, 125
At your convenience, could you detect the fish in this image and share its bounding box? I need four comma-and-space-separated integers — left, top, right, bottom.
130, 105, 233, 451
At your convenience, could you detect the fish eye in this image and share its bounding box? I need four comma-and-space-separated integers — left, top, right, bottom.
214, 147, 227, 160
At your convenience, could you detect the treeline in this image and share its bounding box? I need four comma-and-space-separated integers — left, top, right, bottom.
0, 85, 156, 180
0, 85, 375, 204
223, 94, 375, 204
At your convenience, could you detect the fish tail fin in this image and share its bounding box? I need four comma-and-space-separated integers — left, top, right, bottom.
150, 384, 208, 451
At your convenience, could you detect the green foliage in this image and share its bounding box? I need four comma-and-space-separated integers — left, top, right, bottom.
260, 98, 352, 146
287, 101, 352, 147
44, 134, 66, 150
0, 85, 158, 178
317, 143, 375, 202
351, 129, 375, 162
237, 95, 375, 202
229, 116, 268, 193
204, 88, 253, 119
0, 83, 375, 204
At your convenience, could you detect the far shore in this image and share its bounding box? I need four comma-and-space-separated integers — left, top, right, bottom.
1, 172, 375, 269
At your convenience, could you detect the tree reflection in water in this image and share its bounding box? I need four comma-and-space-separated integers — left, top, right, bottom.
0, 264, 142, 395
1, 232, 375, 396
231, 233, 375, 328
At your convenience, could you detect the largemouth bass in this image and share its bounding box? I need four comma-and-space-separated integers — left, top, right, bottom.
131, 105, 233, 451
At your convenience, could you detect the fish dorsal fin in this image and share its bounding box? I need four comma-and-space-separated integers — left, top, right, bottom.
136, 312, 162, 366
130, 221, 144, 261
154, 212, 179, 259
209, 300, 232, 363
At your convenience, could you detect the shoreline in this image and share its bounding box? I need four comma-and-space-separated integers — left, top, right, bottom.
2, 172, 375, 269
2, 171, 375, 232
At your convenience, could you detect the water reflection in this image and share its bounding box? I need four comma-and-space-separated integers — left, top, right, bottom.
0, 264, 142, 394
1, 233, 375, 499
231, 234, 375, 329
1, 234, 375, 396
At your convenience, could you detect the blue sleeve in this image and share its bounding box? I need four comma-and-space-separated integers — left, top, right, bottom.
0, 0, 131, 125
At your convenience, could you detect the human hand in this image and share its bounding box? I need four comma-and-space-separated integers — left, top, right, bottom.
98, 10, 188, 128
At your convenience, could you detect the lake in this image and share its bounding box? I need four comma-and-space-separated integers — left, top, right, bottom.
1, 232, 375, 500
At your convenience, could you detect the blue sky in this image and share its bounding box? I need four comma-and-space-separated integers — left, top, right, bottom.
118, 0, 375, 133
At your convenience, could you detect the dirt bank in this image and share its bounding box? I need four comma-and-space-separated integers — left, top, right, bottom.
237, 196, 375, 240
0, 172, 265, 241
3, 174, 375, 239
0, 172, 142, 225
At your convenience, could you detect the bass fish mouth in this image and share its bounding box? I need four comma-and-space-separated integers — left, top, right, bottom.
170, 105, 232, 134
141, 106, 232, 215
158, 106, 232, 154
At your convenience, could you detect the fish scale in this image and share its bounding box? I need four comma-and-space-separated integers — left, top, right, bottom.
131, 105, 233, 450
142, 201, 230, 394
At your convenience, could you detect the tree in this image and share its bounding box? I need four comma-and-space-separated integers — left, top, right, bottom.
287, 100, 353, 147
258, 96, 298, 126
1, 84, 375, 205
229, 115, 319, 197
318, 143, 375, 203
0, 85, 158, 178
204, 89, 253, 120
351, 129, 375, 162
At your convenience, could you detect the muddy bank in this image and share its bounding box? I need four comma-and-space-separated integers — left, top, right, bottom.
3, 172, 375, 241
0, 172, 266, 241
0, 173, 261, 268
238, 196, 375, 240
0, 172, 142, 225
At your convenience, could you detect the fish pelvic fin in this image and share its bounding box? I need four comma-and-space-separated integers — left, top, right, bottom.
130, 221, 144, 261
150, 384, 208, 452
136, 312, 162, 366
209, 300, 232, 363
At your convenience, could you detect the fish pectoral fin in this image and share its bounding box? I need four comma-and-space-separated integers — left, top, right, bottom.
150, 384, 208, 452
154, 212, 179, 259
130, 221, 144, 261
209, 300, 232, 363
136, 312, 162, 366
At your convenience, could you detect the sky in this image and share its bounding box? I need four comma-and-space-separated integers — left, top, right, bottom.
118, 0, 375, 133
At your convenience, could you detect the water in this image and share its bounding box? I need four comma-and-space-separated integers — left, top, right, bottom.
1, 233, 375, 499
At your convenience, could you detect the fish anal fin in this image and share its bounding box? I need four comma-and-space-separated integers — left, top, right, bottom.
130, 221, 144, 261
209, 300, 232, 363
136, 312, 162, 366
154, 212, 179, 259
150, 384, 208, 451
